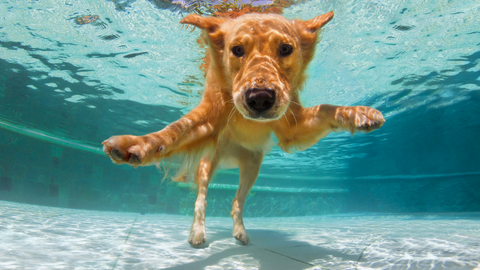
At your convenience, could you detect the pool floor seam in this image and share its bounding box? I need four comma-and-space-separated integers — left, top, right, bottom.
111, 215, 139, 270
262, 247, 315, 266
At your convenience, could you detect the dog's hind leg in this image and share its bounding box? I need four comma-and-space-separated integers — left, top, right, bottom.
231, 150, 264, 245
189, 155, 218, 247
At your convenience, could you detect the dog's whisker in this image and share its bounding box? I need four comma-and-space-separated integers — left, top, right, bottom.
283, 114, 291, 130
289, 99, 301, 106
227, 106, 237, 125
226, 106, 242, 142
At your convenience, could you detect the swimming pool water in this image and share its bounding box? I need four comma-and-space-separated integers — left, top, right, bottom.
1, 0, 479, 214
0, 0, 480, 268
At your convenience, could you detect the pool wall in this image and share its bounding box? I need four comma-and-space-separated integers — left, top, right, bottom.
1, 125, 479, 217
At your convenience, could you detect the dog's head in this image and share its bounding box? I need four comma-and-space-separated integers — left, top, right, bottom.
181, 12, 334, 121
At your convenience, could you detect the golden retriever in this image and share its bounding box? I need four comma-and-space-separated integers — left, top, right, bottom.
102, 11, 385, 247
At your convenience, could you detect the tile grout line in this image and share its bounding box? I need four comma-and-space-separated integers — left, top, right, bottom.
262, 247, 314, 267
355, 234, 383, 270
111, 215, 139, 270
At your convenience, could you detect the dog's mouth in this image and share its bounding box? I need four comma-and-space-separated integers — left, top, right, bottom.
235, 87, 287, 121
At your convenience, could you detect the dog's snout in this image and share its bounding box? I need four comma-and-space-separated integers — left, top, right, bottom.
245, 88, 276, 113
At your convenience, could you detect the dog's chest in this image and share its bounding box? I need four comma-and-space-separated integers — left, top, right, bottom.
223, 115, 274, 153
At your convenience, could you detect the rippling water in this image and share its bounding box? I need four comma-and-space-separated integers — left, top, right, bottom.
1, 2, 480, 268
0, 0, 479, 200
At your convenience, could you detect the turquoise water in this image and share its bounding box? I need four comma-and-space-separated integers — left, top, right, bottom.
1, 0, 480, 219
1, 0, 480, 268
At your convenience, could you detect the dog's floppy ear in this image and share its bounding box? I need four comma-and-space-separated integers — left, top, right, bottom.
302, 11, 334, 33
295, 11, 334, 49
180, 15, 226, 49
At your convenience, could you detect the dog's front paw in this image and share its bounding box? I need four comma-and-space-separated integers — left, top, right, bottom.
189, 229, 206, 247
102, 135, 164, 167
233, 226, 250, 245
335, 106, 385, 133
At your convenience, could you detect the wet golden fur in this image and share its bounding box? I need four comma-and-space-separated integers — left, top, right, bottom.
103, 12, 385, 247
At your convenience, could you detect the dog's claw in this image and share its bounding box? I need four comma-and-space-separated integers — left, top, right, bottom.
357, 114, 383, 132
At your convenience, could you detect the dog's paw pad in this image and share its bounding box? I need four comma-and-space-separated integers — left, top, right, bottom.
128, 154, 141, 165
102, 135, 153, 166
233, 230, 250, 245
189, 231, 206, 247
110, 148, 125, 161
355, 110, 385, 132
336, 106, 385, 134
189, 239, 206, 247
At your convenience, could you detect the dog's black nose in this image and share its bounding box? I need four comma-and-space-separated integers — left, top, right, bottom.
245, 88, 276, 113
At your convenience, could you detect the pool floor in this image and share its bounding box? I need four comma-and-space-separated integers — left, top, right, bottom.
1, 201, 479, 269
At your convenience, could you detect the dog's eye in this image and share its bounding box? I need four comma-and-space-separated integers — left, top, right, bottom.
278, 44, 293, 57
232, 45, 245, 57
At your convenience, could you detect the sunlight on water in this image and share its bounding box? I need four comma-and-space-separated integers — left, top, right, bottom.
1, 0, 478, 112
0, 0, 202, 108
284, 0, 480, 113
0, 0, 479, 180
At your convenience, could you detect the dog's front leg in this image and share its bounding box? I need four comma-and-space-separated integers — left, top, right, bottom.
189, 156, 218, 247
303, 104, 386, 134
277, 104, 385, 152
102, 103, 218, 167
